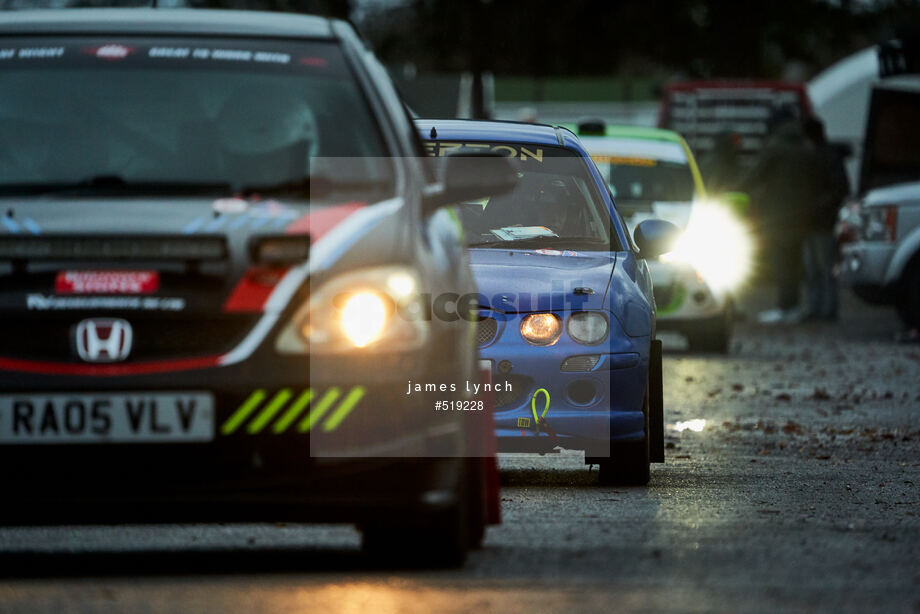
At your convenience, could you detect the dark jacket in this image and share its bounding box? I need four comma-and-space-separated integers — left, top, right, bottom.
742, 123, 825, 241
810, 142, 850, 232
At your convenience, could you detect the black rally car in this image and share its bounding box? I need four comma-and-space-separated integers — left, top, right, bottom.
0, 8, 510, 565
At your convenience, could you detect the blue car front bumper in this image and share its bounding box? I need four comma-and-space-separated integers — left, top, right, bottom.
479, 308, 649, 453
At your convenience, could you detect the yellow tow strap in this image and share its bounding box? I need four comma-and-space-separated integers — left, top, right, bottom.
531, 388, 550, 425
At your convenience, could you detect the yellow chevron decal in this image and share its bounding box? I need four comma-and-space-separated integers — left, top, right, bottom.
272, 389, 315, 434
221, 389, 267, 435
298, 388, 341, 433
322, 386, 366, 432
247, 388, 293, 434
221, 388, 365, 435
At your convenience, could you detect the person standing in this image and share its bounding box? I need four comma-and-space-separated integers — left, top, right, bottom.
802, 117, 849, 321
701, 131, 744, 195
743, 110, 825, 324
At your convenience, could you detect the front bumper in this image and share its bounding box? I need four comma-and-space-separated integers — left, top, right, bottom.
648, 260, 726, 322
478, 309, 649, 453
839, 241, 896, 287
0, 353, 474, 524
0, 454, 464, 525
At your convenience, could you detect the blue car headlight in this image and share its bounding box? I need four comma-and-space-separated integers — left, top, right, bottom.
520, 313, 562, 346
567, 312, 608, 345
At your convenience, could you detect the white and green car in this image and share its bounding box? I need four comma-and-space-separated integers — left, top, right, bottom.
569, 122, 751, 352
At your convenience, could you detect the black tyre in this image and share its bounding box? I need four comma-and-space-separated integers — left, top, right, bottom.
895, 257, 920, 329
362, 464, 470, 568
852, 283, 895, 306
466, 459, 487, 550
648, 339, 665, 464
596, 393, 651, 486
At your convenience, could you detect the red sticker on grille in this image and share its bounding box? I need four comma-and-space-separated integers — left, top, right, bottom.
55, 271, 160, 295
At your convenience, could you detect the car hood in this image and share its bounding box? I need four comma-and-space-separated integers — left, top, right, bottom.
0, 195, 403, 369
863, 180, 920, 206
0, 196, 393, 304
469, 248, 614, 312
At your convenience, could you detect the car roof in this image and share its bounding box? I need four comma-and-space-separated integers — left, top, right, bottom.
415, 119, 581, 149
0, 8, 335, 39
562, 123, 685, 144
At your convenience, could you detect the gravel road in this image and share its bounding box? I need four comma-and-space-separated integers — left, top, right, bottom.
0, 288, 918, 613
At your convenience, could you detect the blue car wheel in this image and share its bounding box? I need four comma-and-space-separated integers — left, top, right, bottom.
594, 390, 650, 486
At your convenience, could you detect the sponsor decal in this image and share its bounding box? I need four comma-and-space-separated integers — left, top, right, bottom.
299, 56, 329, 67
592, 155, 657, 167
0, 47, 65, 60
534, 249, 580, 257
92, 44, 134, 60
146, 47, 292, 64
211, 197, 249, 215
425, 141, 544, 162
55, 271, 160, 295
27, 294, 184, 312
148, 47, 192, 59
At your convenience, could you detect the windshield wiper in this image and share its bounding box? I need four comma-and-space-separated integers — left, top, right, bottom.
0, 176, 233, 197
468, 236, 608, 249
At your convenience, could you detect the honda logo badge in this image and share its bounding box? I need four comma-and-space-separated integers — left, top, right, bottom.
74, 319, 133, 363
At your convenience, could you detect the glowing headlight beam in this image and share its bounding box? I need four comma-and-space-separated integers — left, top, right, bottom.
386, 271, 416, 299
340, 291, 388, 348
660, 200, 752, 293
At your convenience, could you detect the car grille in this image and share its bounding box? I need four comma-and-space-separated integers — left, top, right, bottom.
560, 355, 601, 372
476, 316, 498, 347
494, 374, 532, 409
0, 314, 259, 363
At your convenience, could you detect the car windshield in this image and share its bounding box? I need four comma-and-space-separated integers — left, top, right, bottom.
425, 141, 613, 250
600, 158, 695, 204
0, 37, 394, 201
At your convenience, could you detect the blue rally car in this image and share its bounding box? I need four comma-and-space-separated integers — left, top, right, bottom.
418, 120, 679, 485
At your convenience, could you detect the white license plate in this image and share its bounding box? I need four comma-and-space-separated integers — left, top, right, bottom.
0, 392, 214, 444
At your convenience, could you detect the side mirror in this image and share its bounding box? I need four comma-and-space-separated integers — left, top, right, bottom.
422, 151, 518, 215
634, 219, 681, 260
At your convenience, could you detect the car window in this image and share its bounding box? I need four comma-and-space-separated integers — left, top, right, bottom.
599, 158, 695, 203
0, 37, 394, 201
425, 141, 613, 250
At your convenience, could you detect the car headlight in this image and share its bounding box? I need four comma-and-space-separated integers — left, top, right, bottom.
659, 199, 752, 293
862, 205, 898, 242
567, 312, 608, 345
275, 265, 429, 355
520, 313, 562, 346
